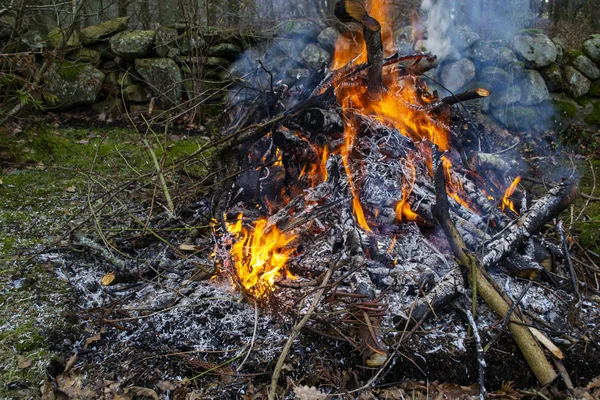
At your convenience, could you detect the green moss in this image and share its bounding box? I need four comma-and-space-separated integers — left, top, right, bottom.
574, 160, 600, 255
575, 96, 591, 107
584, 101, 600, 126
566, 49, 585, 64
553, 100, 577, 118
519, 28, 543, 34
57, 61, 85, 79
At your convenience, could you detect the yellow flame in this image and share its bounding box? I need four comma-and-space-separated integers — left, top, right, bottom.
226, 214, 297, 299
501, 176, 521, 214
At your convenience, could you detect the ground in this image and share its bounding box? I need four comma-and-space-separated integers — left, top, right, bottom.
1, 115, 600, 399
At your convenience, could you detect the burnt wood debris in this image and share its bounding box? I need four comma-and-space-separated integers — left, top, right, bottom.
211, 0, 582, 396
207, 0, 587, 395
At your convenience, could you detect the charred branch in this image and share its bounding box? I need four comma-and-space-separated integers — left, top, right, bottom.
482, 180, 580, 269
441, 88, 490, 106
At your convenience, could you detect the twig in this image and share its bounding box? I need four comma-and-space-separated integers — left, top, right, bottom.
143, 138, 176, 219
484, 280, 533, 352
267, 256, 339, 400
556, 220, 581, 302
237, 302, 258, 372
72, 233, 126, 270
461, 305, 486, 400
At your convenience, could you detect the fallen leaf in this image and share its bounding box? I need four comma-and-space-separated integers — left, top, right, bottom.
127, 386, 159, 400
179, 244, 201, 252
76, 139, 89, 145
63, 352, 78, 374
83, 332, 102, 350
17, 356, 32, 369
155, 380, 175, 392
40, 381, 55, 400
101, 272, 116, 286
65, 185, 76, 193
588, 376, 600, 389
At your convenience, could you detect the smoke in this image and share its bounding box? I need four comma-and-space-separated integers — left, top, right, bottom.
421, 0, 453, 60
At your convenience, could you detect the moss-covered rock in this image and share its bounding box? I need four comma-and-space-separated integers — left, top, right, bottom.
491, 104, 537, 130
589, 80, 600, 97
301, 43, 331, 70
109, 30, 156, 59
553, 99, 578, 118
582, 34, 600, 64
135, 58, 182, 106
564, 65, 591, 98
155, 26, 179, 58
178, 30, 205, 55
479, 66, 512, 89
490, 86, 521, 107
43, 62, 104, 109
47, 27, 80, 49
584, 100, 600, 126
283, 19, 321, 41
539, 62, 562, 92
208, 42, 242, 61
66, 47, 101, 65
80, 16, 129, 45
123, 83, 148, 103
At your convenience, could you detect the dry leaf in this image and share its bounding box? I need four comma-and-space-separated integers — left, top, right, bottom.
127, 386, 159, 400
156, 381, 175, 392
17, 355, 32, 369
101, 272, 116, 286
83, 332, 102, 350
76, 139, 89, 145
588, 376, 600, 389
293, 385, 327, 400
65, 186, 76, 193
179, 244, 201, 252
40, 381, 55, 400
63, 352, 78, 374
0, 177, 3, 185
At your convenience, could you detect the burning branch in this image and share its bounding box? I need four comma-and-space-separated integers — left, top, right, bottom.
432, 149, 558, 387
334, 0, 384, 100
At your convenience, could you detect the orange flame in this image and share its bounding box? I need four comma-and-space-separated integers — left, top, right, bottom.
442, 157, 476, 211
226, 214, 297, 299
501, 176, 521, 214
331, 0, 459, 229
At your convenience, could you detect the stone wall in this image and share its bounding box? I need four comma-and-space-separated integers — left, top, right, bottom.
8, 16, 600, 130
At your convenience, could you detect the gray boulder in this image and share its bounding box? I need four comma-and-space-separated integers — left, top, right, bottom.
80, 17, 129, 45
513, 30, 557, 68
480, 66, 512, 89
440, 58, 476, 92
43, 62, 104, 109
582, 34, 600, 64
284, 19, 321, 41
469, 40, 513, 66
564, 65, 591, 98
552, 37, 566, 64
21, 30, 47, 50
570, 53, 600, 80
492, 105, 537, 131
450, 26, 479, 51
155, 26, 179, 58
520, 69, 550, 105
178, 30, 205, 55
110, 30, 156, 59
135, 58, 183, 106
490, 86, 521, 108
539, 63, 563, 92
208, 42, 242, 61
301, 43, 331, 70
318, 27, 340, 53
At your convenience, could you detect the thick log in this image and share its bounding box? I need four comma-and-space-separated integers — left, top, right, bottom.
432, 149, 558, 386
